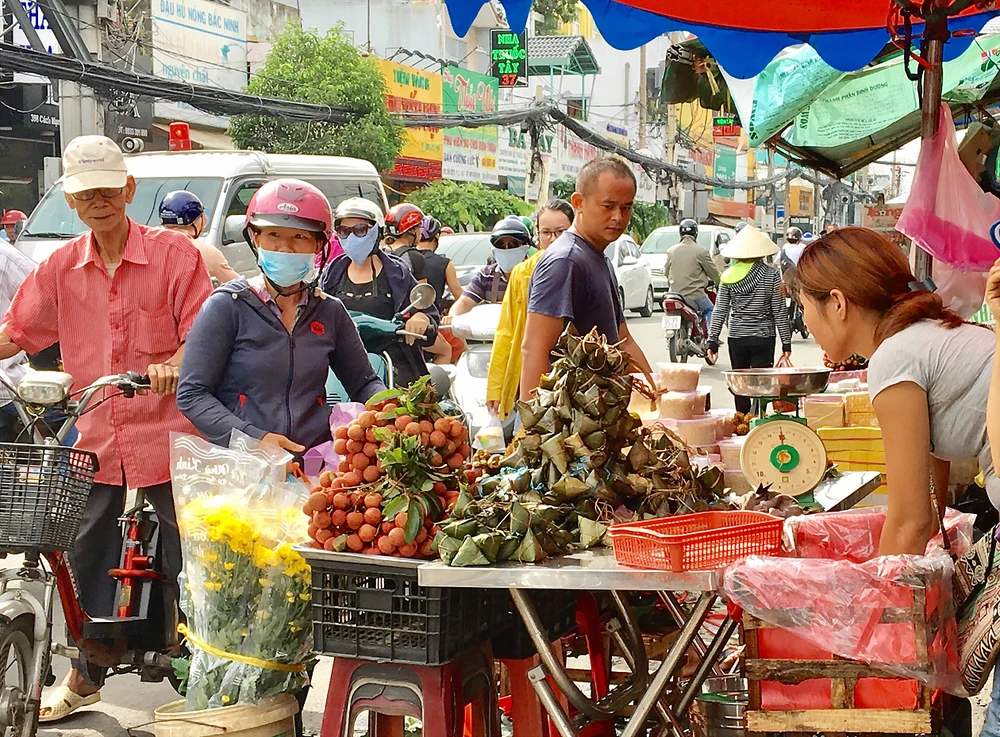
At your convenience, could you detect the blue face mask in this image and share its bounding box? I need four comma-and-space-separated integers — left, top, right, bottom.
343, 229, 380, 265
257, 249, 317, 287
492, 245, 529, 275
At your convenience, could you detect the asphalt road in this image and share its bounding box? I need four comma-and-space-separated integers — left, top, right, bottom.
30, 312, 829, 736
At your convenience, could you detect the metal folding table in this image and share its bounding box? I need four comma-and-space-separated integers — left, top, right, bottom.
417, 470, 882, 737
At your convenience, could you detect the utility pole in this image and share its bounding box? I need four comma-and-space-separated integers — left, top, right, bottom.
638, 44, 647, 149
59, 3, 103, 143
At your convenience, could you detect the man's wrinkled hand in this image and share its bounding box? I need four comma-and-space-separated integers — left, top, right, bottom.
146, 363, 179, 395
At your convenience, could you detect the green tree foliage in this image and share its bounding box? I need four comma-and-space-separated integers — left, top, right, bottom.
549, 177, 575, 201
407, 181, 532, 231
534, 0, 580, 35
229, 24, 403, 172
628, 202, 672, 244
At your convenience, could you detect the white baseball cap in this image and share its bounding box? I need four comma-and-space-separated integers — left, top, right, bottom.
62, 135, 128, 195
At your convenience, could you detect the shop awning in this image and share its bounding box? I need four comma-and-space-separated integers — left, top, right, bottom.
443, 1, 998, 78
527, 36, 600, 76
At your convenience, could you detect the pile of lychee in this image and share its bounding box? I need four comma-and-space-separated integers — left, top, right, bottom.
303, 401, 477, 558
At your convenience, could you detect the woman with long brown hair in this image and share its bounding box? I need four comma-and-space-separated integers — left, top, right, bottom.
796, 227, 996, 556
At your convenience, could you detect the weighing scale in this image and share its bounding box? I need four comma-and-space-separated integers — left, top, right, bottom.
723, 368, 832, 497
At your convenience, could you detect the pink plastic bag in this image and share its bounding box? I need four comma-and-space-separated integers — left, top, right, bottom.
897, 105, 1000, 271
725, 507, 977, 697
933, 259, 988, 319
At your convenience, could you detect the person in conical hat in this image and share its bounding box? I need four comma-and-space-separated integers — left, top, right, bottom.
707, 225, 793, 413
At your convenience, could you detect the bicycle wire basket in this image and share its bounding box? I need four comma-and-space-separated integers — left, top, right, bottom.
0, 443, 97, 552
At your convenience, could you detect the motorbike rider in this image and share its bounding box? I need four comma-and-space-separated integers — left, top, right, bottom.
177, 179, 385, 454
385, 202, 427, 280
0, 135, 213, 721
418, 216, 465, 364
158, 190, 240, 284
0, 210, 26, 244
320, 198, 439, 387
447, 216, 532, 321
665, 218, 720, 327
486, 199, 574, 419
417, 216, 462, 312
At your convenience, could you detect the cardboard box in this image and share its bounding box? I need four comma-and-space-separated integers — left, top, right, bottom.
804, 395, 845, 430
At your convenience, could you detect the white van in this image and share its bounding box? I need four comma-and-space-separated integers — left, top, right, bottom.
641, 224, 735, 301
16, 151, 389, 276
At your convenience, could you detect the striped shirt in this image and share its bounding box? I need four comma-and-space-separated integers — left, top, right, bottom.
2, 220, 213, 487
708, 260, 792, 351
0, 242, 35, 403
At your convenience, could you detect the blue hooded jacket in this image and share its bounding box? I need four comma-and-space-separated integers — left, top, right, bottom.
320, 250, 439, 382
177, 278, 385, 449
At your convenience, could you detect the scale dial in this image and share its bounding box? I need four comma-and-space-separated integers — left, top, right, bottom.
740, 418, 827, 497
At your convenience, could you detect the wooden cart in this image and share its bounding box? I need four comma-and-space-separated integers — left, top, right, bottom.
740, 568, 948, 736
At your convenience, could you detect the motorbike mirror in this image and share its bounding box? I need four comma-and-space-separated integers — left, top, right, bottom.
408, 283, 436, 310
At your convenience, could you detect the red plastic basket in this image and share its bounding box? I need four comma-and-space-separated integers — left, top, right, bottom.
609, 511, 783, 572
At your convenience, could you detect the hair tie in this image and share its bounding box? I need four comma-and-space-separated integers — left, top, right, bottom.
907, 278, 936, 293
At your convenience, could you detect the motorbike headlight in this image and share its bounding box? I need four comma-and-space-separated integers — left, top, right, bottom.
17, 371, 73, 405
467, 350, 492, 379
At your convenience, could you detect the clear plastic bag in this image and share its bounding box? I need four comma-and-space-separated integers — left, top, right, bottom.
726, 507, 976, 697
897, 104, 1000, 271
932, 259, 988, 319
473, 413, 506, 453
171, 432, 313, 710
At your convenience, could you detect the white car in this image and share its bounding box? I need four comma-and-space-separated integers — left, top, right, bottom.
607, 235, 655, 318
642, 224, 735, 301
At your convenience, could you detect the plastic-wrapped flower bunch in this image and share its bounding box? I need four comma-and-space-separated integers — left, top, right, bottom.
170, 431, 313, 711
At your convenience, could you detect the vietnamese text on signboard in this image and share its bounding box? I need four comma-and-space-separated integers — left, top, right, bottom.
713, 115, 741, 138
490, 30, 528, 88
442, 65, 498, 184
375, 58, 443, 166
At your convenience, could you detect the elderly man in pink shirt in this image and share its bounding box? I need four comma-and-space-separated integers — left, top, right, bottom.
0, 135, 212, 721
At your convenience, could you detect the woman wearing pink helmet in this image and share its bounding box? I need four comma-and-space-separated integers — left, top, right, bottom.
177, 179, 385, 454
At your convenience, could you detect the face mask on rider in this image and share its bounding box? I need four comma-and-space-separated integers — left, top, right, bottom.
257, 249, 318, 287
492, 245, 529, 275
343, 228, 380, 265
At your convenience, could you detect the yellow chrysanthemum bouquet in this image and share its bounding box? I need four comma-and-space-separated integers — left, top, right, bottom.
170, 432, 313, 711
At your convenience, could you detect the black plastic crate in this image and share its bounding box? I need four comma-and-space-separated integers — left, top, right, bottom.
0, 444, 96, 552
306, 552, 494, 665
490, 590, 579, 660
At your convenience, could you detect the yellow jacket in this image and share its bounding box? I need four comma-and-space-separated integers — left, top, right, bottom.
486, 250, 544, 418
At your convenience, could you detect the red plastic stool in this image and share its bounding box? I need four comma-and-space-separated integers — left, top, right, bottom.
320, 643, 501, 737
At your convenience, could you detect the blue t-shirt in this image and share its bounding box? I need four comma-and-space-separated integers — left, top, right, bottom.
527, 231, 624, 342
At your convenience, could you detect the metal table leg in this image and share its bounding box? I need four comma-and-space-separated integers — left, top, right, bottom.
674, 617, 738, 718
620, 593, 716, 737
658, 591, 731, 676
528, 665, 577, 737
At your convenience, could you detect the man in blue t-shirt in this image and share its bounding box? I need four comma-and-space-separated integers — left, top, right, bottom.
520, 157, 652, 400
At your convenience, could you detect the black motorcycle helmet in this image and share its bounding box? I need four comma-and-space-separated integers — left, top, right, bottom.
679, 219, 699, 238
490, 215, 532, 246
786, 226, 803, 244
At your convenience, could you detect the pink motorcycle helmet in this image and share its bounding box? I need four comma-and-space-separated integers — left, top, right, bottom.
243, 179, 333, 244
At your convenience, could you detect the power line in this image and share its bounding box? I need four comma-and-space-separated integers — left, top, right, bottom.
0, 42, 865, 193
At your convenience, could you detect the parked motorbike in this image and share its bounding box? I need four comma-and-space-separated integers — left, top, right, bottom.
0, 369, 182, 737
661, 288, 717, 364
449, 303, 516, 445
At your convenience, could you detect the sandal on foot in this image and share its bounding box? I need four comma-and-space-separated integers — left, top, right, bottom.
39, 685, 101, 723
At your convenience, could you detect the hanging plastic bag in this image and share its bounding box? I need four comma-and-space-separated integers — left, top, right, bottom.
473, 414, 506, 453
897, 104, 1000, 271
933, 259, 988, 319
